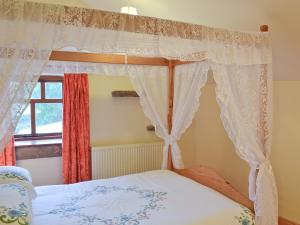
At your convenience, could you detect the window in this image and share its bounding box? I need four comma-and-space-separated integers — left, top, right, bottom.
15, 76, 63, 140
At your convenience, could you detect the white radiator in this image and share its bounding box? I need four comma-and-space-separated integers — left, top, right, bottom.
92, 142, 163, 179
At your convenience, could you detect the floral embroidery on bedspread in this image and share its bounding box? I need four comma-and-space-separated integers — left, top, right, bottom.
0, 173, 27, 182
235, 206, 255, 225
40, 185, 167, 225
0, 184, 31, 225
0, 203, 29, 225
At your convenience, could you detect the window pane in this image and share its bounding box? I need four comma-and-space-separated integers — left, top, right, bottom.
36, 103, 62, 134
45, 82, 62, 99
15, 105, 31, 135
31, 82, 41, 99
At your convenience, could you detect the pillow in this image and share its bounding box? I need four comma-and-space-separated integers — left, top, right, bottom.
0, 183, 32, 225
0, 166, 32, 183
0, 166, 37, 199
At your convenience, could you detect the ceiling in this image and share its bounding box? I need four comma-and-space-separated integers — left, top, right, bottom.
31, 0, 300, 80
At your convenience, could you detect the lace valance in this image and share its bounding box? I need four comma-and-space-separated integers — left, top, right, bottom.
0, 0, 271, 64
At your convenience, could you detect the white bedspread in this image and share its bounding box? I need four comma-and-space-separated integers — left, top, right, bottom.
32, 170, 254, 225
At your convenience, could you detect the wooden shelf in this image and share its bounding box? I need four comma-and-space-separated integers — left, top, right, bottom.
146, 125, 155, 132
112, 91, 139, 97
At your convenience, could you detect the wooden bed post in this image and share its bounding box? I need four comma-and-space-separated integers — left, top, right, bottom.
260, 25, 269, 32
167, 60, 175, 170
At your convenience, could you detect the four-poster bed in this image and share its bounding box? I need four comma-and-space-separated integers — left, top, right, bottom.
48, 23, 269, 172
0, 1, 277, 225
42, 25, 267, 210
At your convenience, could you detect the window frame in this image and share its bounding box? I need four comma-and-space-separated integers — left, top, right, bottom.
14, 75, 64, 141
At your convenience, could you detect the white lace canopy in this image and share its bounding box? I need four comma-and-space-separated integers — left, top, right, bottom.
0, 1, 277, 225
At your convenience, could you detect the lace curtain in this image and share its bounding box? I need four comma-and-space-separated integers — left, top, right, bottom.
128, 66, 170, 166
212, 63, 277, 225
0, 7, 61, 150
129, 63, 209, 169
167, 62, 209, 168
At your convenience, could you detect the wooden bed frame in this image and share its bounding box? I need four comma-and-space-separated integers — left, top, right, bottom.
174, 166, 254, 210
175, 166, 299, 225
48, 24, 300, 225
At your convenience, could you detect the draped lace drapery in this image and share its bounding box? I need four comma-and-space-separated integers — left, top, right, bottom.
128, 66, 170, 166
166, 62, 209, 168
0, 1, 277, 225
0, 1, 61, 150
212, 63, 277, 225
128, 63, 209, 169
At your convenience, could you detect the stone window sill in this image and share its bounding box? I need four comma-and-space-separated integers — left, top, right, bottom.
15, 139, 62, 160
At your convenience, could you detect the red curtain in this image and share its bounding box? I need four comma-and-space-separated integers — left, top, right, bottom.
62, 74, 91, 184
0, 138, 16, 166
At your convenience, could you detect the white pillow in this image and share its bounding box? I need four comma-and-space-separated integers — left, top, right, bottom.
0, 183, 32, 225
0, 166, 37, 199
0, 166, 32, 183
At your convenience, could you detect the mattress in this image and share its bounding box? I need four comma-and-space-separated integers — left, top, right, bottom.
32, 170, 254, 225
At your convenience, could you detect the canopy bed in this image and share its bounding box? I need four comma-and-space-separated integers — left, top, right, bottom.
0, 1, 277, 225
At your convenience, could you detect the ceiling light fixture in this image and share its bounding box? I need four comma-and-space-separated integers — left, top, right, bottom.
121, 6, 138, 15
121, 1, 138, 15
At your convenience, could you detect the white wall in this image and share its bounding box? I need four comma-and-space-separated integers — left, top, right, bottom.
17, 157, 63, 186
89, 75, 160, 146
